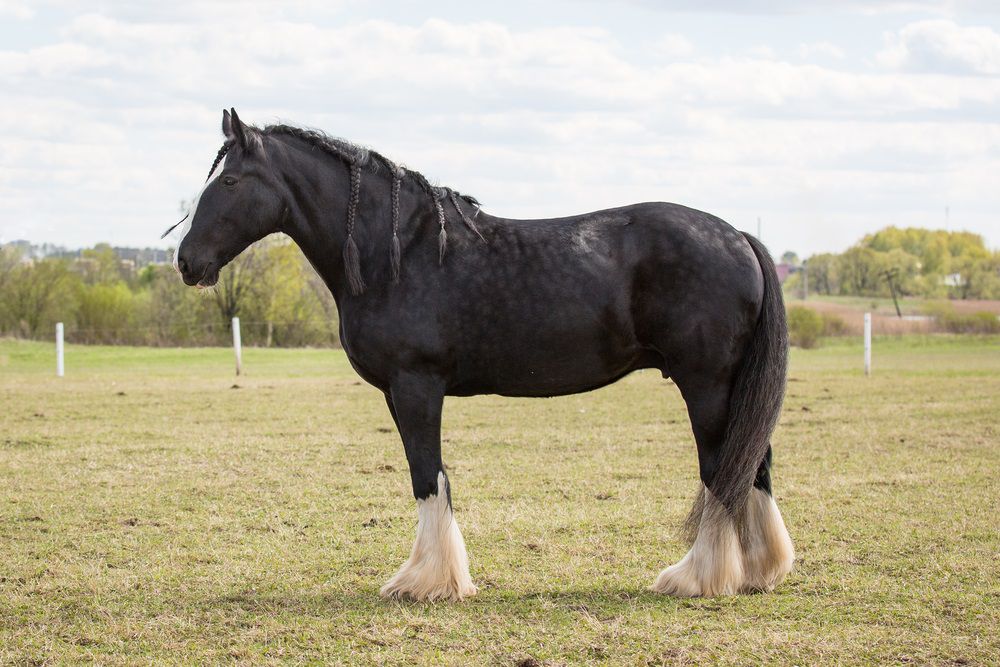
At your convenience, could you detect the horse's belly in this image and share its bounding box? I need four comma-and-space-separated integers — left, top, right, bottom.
447, 249, 655, 396
448, 317, 660, 397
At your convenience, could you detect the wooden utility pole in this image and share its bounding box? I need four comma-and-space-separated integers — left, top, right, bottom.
883, 269, 902, 318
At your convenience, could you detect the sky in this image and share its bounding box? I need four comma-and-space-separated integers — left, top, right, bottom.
1, 0, 998, 258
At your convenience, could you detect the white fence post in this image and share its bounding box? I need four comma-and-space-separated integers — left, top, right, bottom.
232, 316, 242, 376
56, 322, 64, 377
864, 312, 872, 377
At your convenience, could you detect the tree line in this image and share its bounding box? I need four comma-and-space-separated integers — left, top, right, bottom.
2, 225, 996, 348
787, 227, 1000, 300
0, 237, 339, 347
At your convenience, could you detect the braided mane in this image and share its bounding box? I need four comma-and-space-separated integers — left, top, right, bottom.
260, 124, 480, 207
199, 124, 483, 295
237, 124, 483, 295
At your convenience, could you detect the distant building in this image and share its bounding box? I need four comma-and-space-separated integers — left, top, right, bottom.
775, 263, 792, 284
1, 241, 171, 267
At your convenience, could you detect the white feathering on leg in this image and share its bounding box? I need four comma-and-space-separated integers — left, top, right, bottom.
651, 485, 794, 597
380, 472, 477, 602
740, 487, 794, 592
651, 486, 744, 597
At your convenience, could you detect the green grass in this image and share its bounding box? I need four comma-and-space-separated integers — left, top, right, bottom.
1, 336, 998, 665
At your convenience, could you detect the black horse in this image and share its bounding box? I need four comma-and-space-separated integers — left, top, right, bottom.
173, 109, 794, 601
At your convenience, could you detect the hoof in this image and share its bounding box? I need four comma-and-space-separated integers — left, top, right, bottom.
650, 487, 744, 597
651, 486, 794, 597
650, 534, 743, 598
379, 577, 478, 603
650, 561, 704, 597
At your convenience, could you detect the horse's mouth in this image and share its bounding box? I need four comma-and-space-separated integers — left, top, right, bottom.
196, 264, 219, 289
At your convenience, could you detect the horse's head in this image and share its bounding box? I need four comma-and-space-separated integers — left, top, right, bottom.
174, 109, 285, 287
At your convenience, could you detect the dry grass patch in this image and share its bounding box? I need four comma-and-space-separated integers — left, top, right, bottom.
0, 336, 997, 665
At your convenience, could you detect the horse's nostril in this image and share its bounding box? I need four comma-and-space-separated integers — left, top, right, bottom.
178, 257, 189, 275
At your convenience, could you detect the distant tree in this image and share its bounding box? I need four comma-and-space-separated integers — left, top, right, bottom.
0, 245, 22, 294
806, 253, 839, 295
213, 244, 263, 329
74, 282, 137, 344
261, 240, 338, 346
780, 251, 800, 267
0, 238, 343, 347
945, 231, 989, 260
952, 251, 1000, 300
144, 264, 215, 345
816, 227, 996, 299
2, 259, 78, 337
787, 306, 824, 348
837, 246, 882, 295
878, 248, 921, 297
80, 243, 130, 285
0, 246, 24, 333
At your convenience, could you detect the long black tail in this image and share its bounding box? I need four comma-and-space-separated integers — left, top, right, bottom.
709, 233, 788, 519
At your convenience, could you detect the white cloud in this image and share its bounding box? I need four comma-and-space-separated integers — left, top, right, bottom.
747, 45, 778, 60
625, 1, 1000, 15
799, 41, 847, 60
878, 19, 1000, 75
0, 42, 115, 78
1, 5, 999, 256
0, 0, 33, 19
652, 33, 695, 59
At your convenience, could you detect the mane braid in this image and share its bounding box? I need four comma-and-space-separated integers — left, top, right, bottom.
434, 195, 447, 266
448, 190, 485, 242
257, 123, 485, 286
159, 141, 232, 239
390, 170, 402, 283
260, 123, 480, 205
207, 142, 232, 182
343, 163, 365, 295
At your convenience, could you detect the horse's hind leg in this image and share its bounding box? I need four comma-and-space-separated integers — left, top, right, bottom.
652, 372, 794, 596
740, 447, 795, 592
652, 377, 745, 596
379, 373, 477, 602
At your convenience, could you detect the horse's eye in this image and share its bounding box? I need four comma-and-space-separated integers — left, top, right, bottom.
222, 176, 238, 187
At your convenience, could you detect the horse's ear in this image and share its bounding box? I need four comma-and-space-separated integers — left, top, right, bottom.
224, 107, 248, 149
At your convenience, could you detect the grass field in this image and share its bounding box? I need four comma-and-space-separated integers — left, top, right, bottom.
1, 335, 998, 665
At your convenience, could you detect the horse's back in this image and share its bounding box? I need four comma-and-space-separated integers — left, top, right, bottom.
433, 203, 764, 396
476, 201, 763, 325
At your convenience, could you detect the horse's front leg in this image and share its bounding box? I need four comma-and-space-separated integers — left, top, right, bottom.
379, 372, 477, 602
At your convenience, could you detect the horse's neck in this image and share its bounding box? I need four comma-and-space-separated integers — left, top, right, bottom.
278, 151, 353, 301
280, 146, 429, 304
